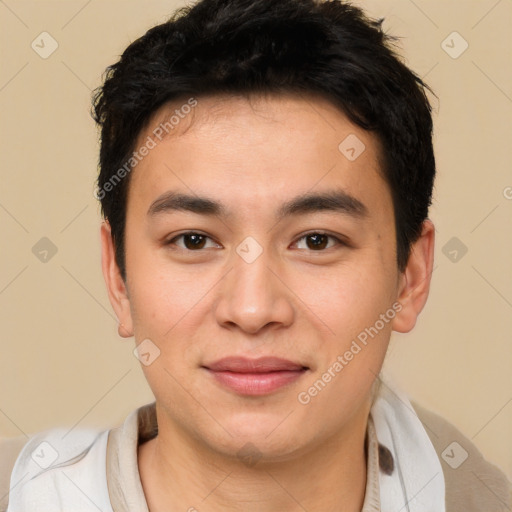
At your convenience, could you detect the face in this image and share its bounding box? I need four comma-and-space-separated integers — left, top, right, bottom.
102, 92, 428, 463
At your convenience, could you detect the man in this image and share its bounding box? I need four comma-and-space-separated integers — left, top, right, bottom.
1, 0, 511, 510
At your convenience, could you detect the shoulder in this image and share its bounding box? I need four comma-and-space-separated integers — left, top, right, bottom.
411, 400, 512, 511
0, 427, 110, 512
0, 435, 30, 512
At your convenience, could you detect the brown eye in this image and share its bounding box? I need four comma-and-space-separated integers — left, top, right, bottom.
306, 233, 328, 250
295, 232, 342, 251
167, 232, 219, 251
182, 233, 207, 250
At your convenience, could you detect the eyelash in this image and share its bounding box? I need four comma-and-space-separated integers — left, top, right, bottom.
165, 231, 347, 252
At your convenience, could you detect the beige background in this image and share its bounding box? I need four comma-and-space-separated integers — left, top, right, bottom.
0, 0, 511, 482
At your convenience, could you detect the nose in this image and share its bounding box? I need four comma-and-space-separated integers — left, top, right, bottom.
214, 245, 295, 335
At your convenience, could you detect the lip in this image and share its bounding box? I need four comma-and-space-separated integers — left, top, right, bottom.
202, 357, 309, 396
205, 356, 307, 373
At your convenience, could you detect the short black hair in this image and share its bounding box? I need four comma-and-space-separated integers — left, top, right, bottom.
92, 0, 436, 281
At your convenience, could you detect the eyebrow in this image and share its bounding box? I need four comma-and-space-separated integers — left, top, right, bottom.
147, 189, 369, 220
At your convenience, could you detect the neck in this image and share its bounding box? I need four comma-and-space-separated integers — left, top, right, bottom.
138, 404, 370, 512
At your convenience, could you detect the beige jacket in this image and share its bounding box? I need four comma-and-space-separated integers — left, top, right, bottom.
1, 400, 511, 511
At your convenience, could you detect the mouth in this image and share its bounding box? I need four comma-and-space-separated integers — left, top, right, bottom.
202, 356, 309, 396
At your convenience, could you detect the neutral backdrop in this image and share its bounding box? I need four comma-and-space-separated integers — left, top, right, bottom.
1, 0, 511, 483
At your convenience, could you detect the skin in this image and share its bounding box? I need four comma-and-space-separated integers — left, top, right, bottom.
101, 91, 435, 512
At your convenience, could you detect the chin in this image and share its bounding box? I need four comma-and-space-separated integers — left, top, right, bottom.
209, 416, 306, 456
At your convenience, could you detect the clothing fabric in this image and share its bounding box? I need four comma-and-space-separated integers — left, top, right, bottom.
1, 377, 511, 511
5, 428, 113, 512
371, 380, 445, 510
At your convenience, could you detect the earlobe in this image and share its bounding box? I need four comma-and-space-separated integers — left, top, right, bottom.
392, 219, 435, 333
118, 322, 133, 338
100, 221, 134, 338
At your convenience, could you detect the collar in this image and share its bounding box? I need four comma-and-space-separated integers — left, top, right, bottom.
106, 401, 393, 511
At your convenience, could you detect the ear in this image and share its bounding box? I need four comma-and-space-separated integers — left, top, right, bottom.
392, 219, 435, 333
100, 221, 134, 338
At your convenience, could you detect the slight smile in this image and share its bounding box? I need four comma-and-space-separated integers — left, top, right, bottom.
202, 356, 310, 396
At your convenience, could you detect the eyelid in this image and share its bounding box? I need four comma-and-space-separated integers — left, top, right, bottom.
166, 231, 221, 249
292, 231, 347, 250
166, 230, 348, 251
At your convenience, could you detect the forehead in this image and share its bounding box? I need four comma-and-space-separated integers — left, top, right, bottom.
127, 92, 392, 223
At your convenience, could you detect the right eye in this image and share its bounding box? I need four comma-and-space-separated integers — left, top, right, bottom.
165, 232, 221, 251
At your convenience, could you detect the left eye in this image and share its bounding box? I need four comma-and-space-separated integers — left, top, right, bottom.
294, 232, 342, 251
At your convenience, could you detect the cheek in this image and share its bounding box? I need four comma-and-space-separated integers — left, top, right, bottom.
296, 268, 395, 414
130, 271, 194, 339
299, 262, 397, 338
125, 232, 191, 331
128, 269, 201, 396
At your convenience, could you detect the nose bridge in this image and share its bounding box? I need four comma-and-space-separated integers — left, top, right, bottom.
214, 236, 294, 333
